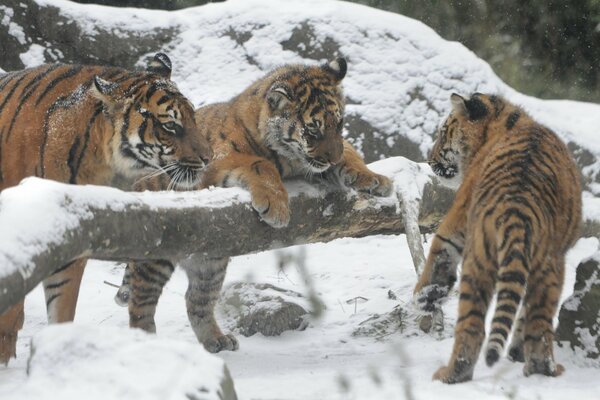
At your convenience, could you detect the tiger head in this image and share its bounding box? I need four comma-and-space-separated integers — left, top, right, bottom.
429, 93, 500, 187
91, 53, 212, 189
260, 58, 347, 173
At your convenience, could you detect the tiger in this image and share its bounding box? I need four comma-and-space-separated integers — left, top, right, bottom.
0, 53, 213, 364
118, 58, 393, 354
413, 93, 581, 383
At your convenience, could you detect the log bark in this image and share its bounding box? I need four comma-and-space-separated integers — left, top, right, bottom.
0, 159, 453, 315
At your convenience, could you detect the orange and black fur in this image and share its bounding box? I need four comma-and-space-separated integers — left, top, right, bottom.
0, 54, 212, 364
119, 58, 393, 353
414, 93, 581, 383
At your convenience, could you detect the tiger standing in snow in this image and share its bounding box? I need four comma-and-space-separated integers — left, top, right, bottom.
0, 53, 212, 364
413, 93, 581, 383
120, 58, 393, 353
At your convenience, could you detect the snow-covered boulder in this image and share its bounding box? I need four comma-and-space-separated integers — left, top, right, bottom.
1, 0, 599, 196
15, 324, 237, 400
557, 251, 600, 366
220, 282, 309, 337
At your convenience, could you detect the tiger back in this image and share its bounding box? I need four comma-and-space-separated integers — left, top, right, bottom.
0, 53, 212, 364
414, 93, 581, 383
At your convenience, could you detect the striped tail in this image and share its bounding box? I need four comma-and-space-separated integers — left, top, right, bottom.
485, 226, 530, 366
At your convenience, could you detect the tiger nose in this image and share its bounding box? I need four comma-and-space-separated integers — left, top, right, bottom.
325, 144, 343, 165
180, 156, 207, 168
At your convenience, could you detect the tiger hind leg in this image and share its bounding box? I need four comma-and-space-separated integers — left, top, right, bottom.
43, 258, 86, 323
0, 302, 24, 365
433, 253, 494, 383
522, 258, 565, 377
128, 260, 175, 333
183, 256, 238, 353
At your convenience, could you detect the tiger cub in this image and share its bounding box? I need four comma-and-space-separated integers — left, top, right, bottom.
0, 53, 212, 364
121, 58, 393, 354
414, 93, 581, 383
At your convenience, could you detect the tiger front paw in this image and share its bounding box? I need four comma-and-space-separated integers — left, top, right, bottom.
413, 283, 449, 312
251, 189, 290, 228
343, 168, 393, 197
204, 333, 239, 353
433, 364, 473, 384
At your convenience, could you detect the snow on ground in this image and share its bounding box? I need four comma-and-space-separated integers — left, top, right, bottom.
0, 235, 598, 399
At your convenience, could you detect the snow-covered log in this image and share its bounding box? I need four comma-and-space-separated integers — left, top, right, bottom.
0, 158, 451, 316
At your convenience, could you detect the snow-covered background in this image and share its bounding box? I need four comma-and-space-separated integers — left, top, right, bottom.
1, 0, 599, 398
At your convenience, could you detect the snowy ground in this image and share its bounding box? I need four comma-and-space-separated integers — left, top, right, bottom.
1, 234, 599, 400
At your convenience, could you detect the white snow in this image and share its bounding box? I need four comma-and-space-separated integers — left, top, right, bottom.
10, 324, 230, 400
18, 44, 46, 68
0, 6, 27, 45
0, 0, 599, 398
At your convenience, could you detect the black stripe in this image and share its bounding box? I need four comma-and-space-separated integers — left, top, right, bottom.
457, 309, 486, 323
436, 234, 463, 253
0, 74, 28, 119
497, 289, 521, 304
70, 105, 103, 183
67, 137, 81, 184
156, 94, 170, 105
45, 279, 70, 291
506, 111, 521, 130
40, 94, 69, 176
51, 260, 78, 275
230, 141, 241, 152
496, 304, 517, 314
35, 65, 83, 106
46, 293, 61, 308
492, 315, 513, 326
251, 160, 262, 175
500, 250, 528, 270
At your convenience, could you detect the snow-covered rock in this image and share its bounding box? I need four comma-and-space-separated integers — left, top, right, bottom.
13, 324, 237, 400
220, 282, 309, 337
1, 0, 599, 194
557, 251, 600, 366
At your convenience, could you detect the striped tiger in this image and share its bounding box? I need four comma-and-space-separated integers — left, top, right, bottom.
413, 93, 581, 383
0, 53, 212, 364
117, 58, 393, 354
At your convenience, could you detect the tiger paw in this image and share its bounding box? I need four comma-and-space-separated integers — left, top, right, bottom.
114, 284, 130, 307
251, 189, 290, 228
523, 359, 564, 377
343, 168, 393, 197
413, 284, 449, 312
203, 333, 239, 354
508, 342, 525, 363
0, 332, 18, 366
433, 363, 473, 384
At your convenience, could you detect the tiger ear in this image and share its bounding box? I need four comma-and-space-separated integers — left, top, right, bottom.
451, 93, 488, 121
450, 93, 468, 116
146, 52, 172, 79
90, 76, 120, 107
267, 84, 292, 111
323, 57, 347, 82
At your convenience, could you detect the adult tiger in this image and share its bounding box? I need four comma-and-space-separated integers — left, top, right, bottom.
0, 53, 212, 364
414, 93, 581, 383
118, 58, 393, 353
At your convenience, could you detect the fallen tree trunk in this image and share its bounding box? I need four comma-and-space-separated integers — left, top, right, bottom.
1, 157, 597, 316
0, 158, 451, 315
